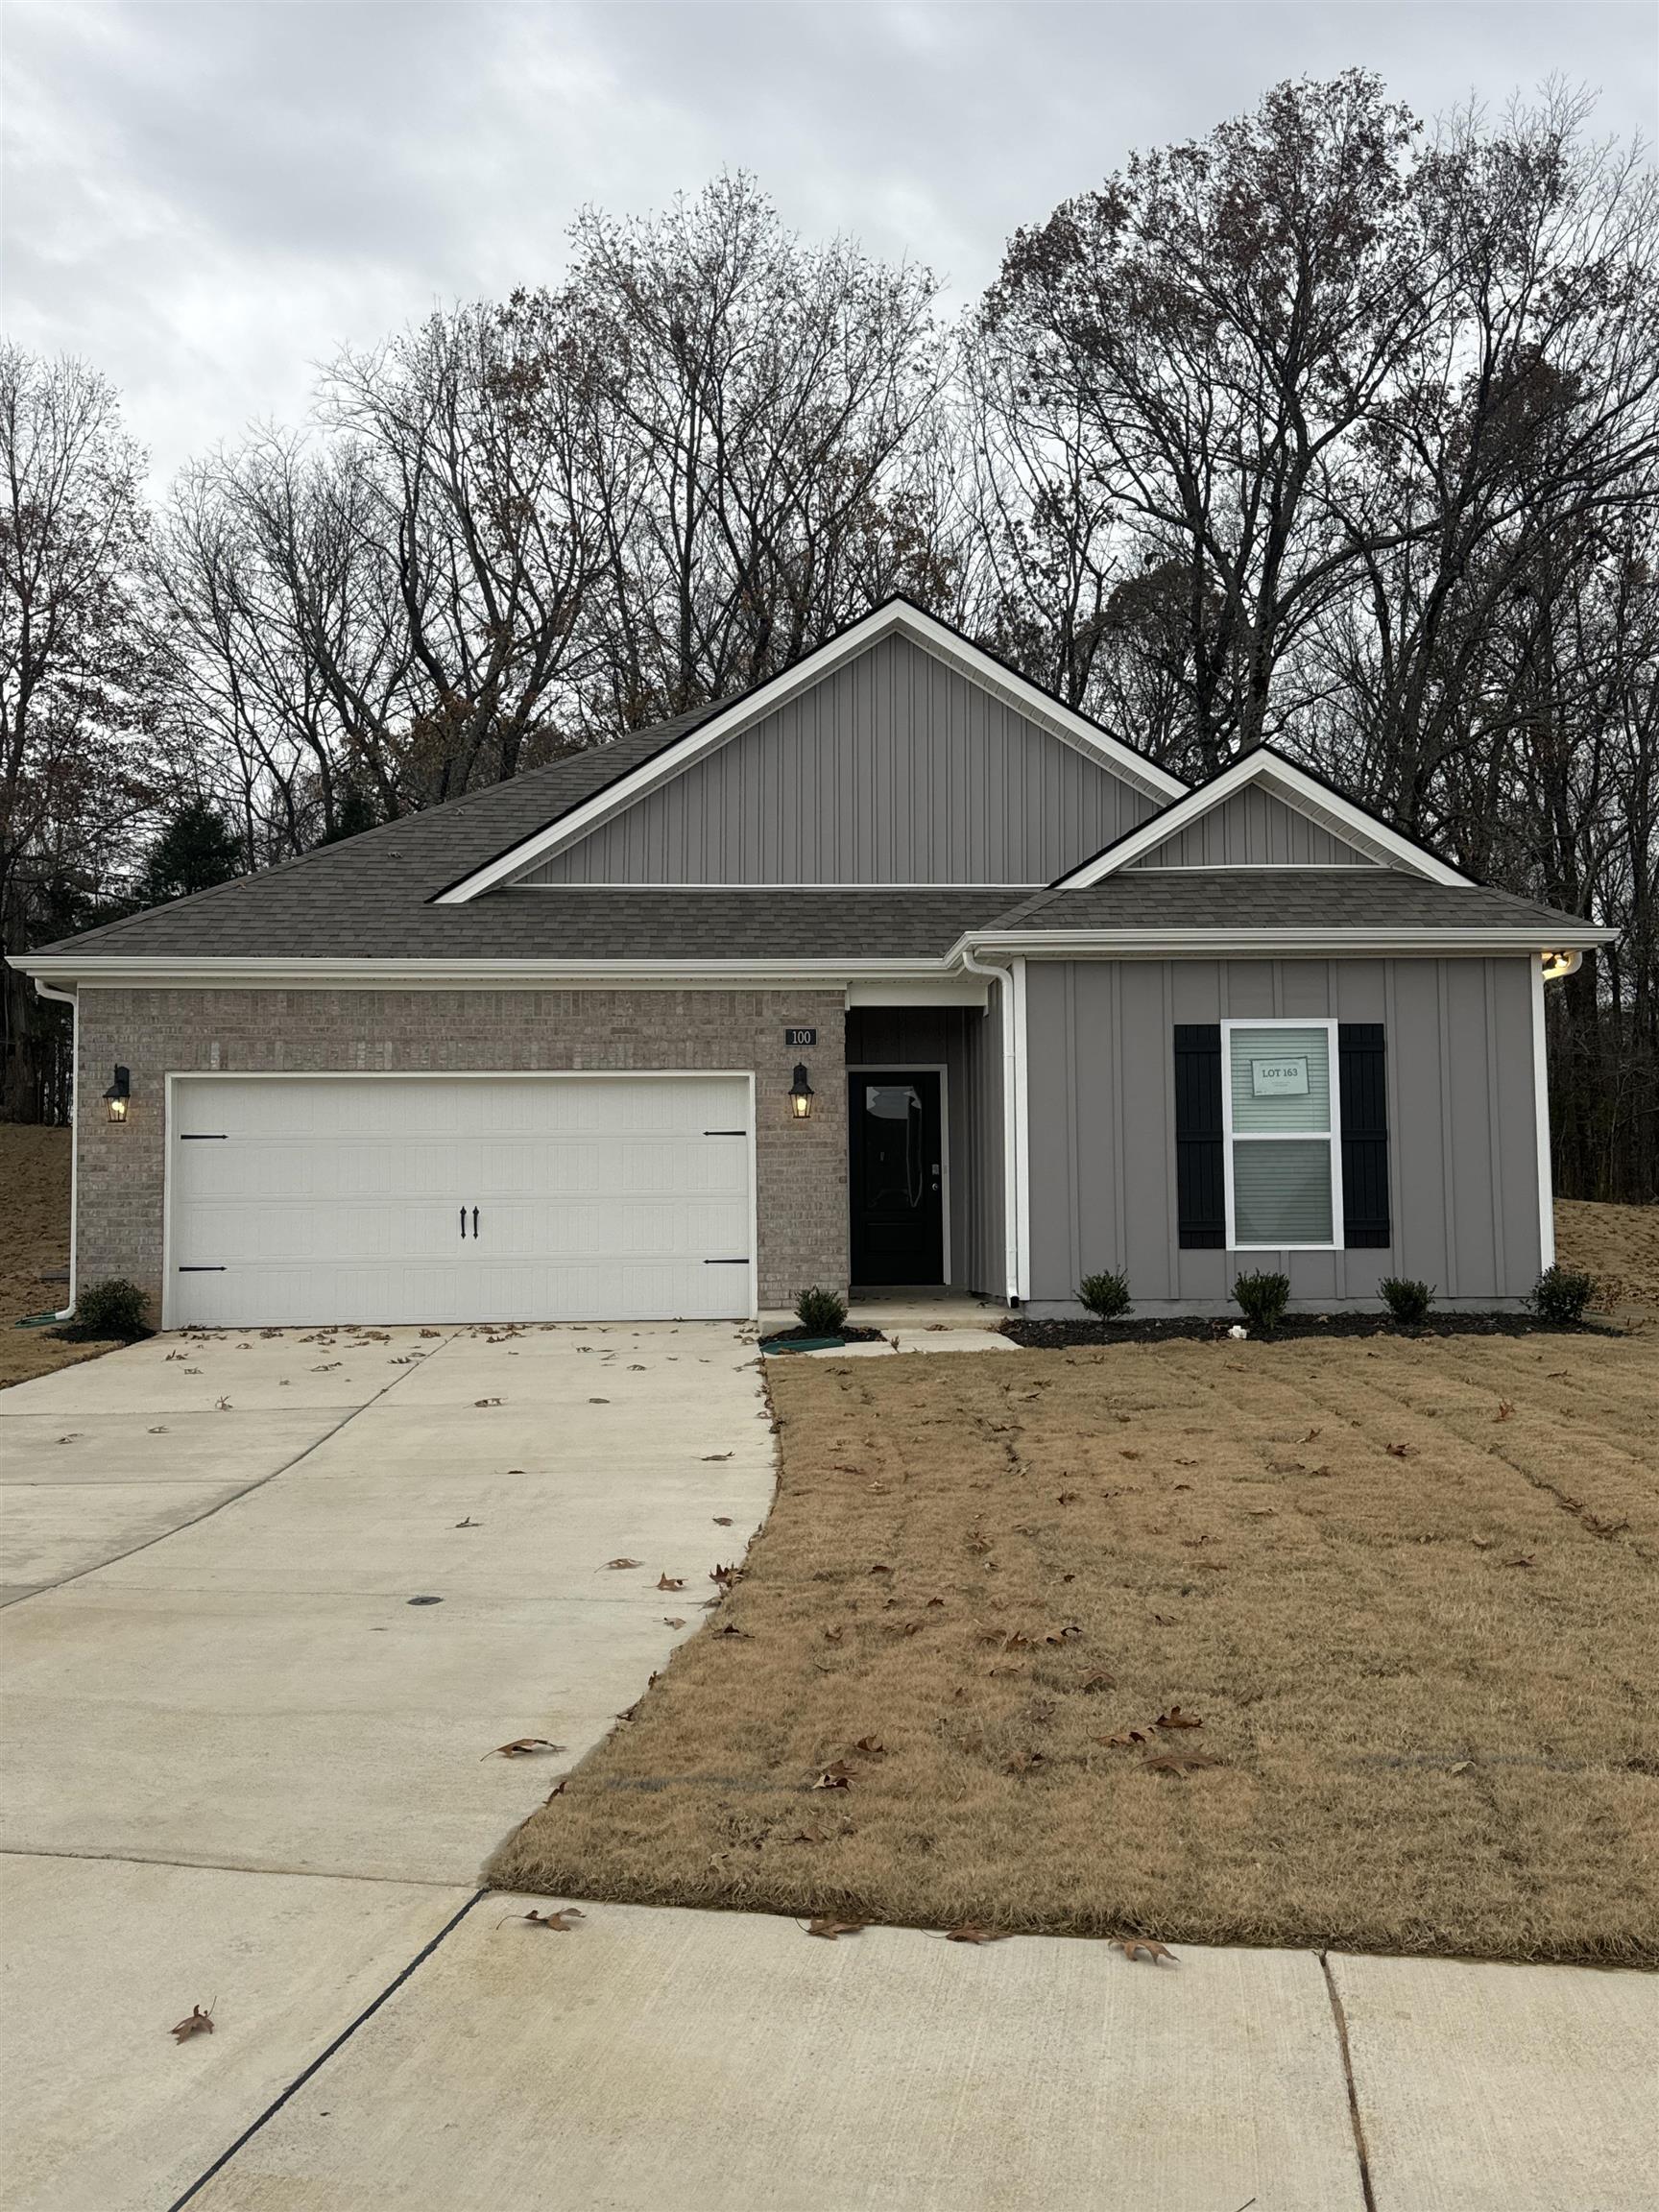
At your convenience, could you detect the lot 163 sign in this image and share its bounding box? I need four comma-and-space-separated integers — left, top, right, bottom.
1251, 1056, 1309, 1096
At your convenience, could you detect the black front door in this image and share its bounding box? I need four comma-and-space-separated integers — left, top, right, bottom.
849, 1070, 944, 1286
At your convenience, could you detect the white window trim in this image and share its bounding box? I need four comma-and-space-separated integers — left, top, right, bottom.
1220, 1018, 1345, 1254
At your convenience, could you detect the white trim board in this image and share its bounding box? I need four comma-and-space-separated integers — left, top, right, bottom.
435, 602, 1187, 903
1531, 960, 1556, 1269
16, 927, 1615, 995
1053, 750, 1475, 889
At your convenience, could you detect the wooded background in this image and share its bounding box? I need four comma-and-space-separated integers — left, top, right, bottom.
4, 74, 1654, 1198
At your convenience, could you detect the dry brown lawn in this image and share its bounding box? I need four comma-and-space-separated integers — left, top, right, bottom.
490, 1330, 1659, 1964
1556, 1198, 1659, 1317
0, 1124, 121, 1389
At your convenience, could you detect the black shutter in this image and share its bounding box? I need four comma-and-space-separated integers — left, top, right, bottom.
1338, 1022, 1390, 1248
1173, 1024, 1225, 1248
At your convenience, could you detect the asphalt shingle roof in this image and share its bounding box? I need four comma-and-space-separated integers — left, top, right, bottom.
30, 700, 1591, 966
992, 871, 1587, 937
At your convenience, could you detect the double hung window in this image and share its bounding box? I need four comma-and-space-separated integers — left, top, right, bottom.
1221, 1020, 1342, 1250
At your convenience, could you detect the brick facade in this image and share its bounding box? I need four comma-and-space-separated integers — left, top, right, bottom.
74, 987, 849, 1318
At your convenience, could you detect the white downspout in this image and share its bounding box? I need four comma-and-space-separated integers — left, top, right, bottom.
33, 978, 79, 1320
960, 946, 1022, 1306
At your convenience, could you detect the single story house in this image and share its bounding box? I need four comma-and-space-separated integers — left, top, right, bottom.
16, 599, 1610, 1329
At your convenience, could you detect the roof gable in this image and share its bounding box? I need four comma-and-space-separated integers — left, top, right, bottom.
1053, 748, 1473, 889
439, 600, 1186, 902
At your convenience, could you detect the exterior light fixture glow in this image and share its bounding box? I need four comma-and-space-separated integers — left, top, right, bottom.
788, 1063, 815, 1121
1540, 950, 1582, 982
104, 1065, 132, 1122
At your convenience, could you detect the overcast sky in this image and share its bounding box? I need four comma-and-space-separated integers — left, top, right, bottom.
4, 2, 1655, 488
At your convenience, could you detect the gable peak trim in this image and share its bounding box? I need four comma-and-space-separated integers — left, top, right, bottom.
1049, 747, 1473, 890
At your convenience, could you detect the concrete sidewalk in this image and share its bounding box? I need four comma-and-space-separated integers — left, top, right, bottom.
180, 1905, 1657, 2212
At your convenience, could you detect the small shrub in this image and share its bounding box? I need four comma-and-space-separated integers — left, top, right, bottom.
1232, 1270, 1290, 1334
794, 1285, 849, 1336
73, 1278, 150, 1339
1378, 1276, 1436, 1327
1077, 1268, 1132, 1320
1527, 1264, 1596, 1325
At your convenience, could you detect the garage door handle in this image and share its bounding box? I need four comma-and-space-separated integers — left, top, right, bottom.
459, 1206, 468, 1240
472, 1206, 479, 1239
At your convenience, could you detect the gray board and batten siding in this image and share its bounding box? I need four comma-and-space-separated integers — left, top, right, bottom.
526, 633, 1163, 887
1124, 785, 1379, 869
1022, 955, 1544, 1315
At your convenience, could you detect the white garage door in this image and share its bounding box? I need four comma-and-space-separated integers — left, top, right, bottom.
167, 1075, 756, 1328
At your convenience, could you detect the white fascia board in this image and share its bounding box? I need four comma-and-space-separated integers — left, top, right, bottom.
436, 603, 1186, 904
1054, 752, 1474, 888
15, 954, 959, 992
947, 925, 1617, 961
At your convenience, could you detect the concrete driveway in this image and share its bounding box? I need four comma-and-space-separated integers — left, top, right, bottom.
0, 1321, 775, 2211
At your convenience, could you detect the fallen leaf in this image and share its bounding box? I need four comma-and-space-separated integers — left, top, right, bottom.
1384, 1442, 1412, 1458
1503, 1553, 1536, 1569
717, 1622, 748, 1637
453, 1517, 480, 1528
1096, 1729, 1147, 1746
1117, 1938, 1176, 1964
1155, 1706, 1203, 1730
853, 1736, 886, 1756
1142, 1749, 1224, 1774
805, 1916, 864, 1939
605, 1557, 643, 1570
946, 1925, 1009, 1944
813, 1762, 854, 1790
823, 1625, 845, 1644
702, 1452, 733, 1462
500, 1907, 585, 1932
170, 2004, 215, 2042
485, 1738, 565, 1760
657, 1573, 685, 1591
1494, 1401, 1515, 1422
712, 1515, 733, 1526
473, 1398, 502, 1408
1302, 1427, 1323, 1443
1004, 1749, 1046, 1775
663, 1616, 686, 1627
868, 1563, 894, 1575
710, 1561, 739, 1583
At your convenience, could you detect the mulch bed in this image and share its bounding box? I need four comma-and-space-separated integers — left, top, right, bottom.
1001, 1313, 1606, 1349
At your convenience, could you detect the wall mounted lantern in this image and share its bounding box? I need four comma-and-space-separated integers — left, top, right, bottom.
1540, 950, 1582, 982
104, 1066, 132, 1123
788, 1064, 815, 1121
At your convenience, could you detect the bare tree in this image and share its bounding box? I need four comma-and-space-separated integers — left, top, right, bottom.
510, 175, 949, 726
0, 345, 155, 1116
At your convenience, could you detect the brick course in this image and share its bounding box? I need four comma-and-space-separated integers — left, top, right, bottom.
74, 988, 848, 1318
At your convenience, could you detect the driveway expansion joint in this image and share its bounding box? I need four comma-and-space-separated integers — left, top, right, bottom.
166, 1888, 488, 2212
1319, 1950, 1379, 2212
